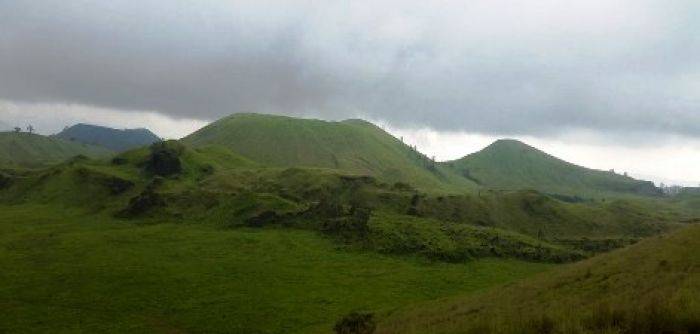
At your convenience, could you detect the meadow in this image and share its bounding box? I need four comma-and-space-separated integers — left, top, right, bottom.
0, 204, 552, 333
377, 224, 700, 334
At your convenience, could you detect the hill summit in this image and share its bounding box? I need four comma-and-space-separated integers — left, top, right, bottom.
55, 123, 161, 152
446, 139, 660, 197
183, 113, 477, 192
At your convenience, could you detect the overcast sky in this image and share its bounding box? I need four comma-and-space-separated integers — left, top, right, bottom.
1, 1, 699, 185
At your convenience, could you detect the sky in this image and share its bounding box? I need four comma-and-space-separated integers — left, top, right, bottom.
1, 1, 700, 185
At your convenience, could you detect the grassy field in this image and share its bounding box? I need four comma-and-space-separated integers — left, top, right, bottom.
0, 204, 553, 334
377, 224, 700, 334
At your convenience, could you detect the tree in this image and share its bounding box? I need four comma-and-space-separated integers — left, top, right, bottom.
13, 127, 21, 133
26, 124, 34, 134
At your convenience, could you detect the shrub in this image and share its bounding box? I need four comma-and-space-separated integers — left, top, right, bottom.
307, 198, 346, 218
146, 141, 184, 176
102, 176, 135, 195
323, 206, 372, 241
0, 172, 12, 189
334, 312, 376, 334
245, 211, 280, 228
116, 179, 164, 217
407, 194, 421, 216
199, 163, 215, 175
392, 182, 414, 192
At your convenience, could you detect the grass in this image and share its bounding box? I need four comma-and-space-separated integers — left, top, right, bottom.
408, 190, 683, 240
0, 132, 112, 168
376, 224, 700, 334
446, 139, 661, 198
0, 204, 553, 333
183, 113, 477, 193
1, 128, 699, 333
0, 142, 687, 260
366, 211, 584, 262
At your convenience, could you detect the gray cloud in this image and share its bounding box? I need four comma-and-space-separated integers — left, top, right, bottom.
1, 0, 700, 140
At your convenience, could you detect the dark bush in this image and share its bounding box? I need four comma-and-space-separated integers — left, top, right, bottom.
322, 205, 372, 241
407, 194, 421, 216
245, 211, 280, 228
146, 141, 183, 176
392, 182, 414, 192
102, 176, 135, 195
0, 172, 12, 189
74, 167, 135, 195
116, 179, 164, 217
199, 163, 215, 175
334, 312, 376, 334
307, 198, 346, 219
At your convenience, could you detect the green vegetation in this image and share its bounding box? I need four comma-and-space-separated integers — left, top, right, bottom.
377, 224, 700, 334
367, 212, 583, 263
54, 123, 161, 151
446, 139, 660, 198
183, 113, 477, 192
0, 132, 112, 168
2, 113, 699, 334
0, 204, 553, 333
1, 140, 683, 263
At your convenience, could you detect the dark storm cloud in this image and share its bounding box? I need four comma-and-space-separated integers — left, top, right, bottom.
1, 0, 700, 138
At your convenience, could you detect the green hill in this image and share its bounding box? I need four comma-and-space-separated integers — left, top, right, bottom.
0, 140, 696, 333
54, 123, 161, 152
0, 141, 683, 260
378, 224, 700, 334
183, 113, 477, 192
445, 139, 660, 197
0, 132, 112, 168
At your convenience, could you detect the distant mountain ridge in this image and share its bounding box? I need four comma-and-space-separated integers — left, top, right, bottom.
445, 139, 660, 197
54, 123, 161, 152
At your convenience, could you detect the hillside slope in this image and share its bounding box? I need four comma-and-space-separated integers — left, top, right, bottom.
378, 224, 700, 333
54, 123, 161, 151
0, 132, 112, 168
184, 113, 477, 192
0, 141, 684, 261
446, 139, 660, 197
